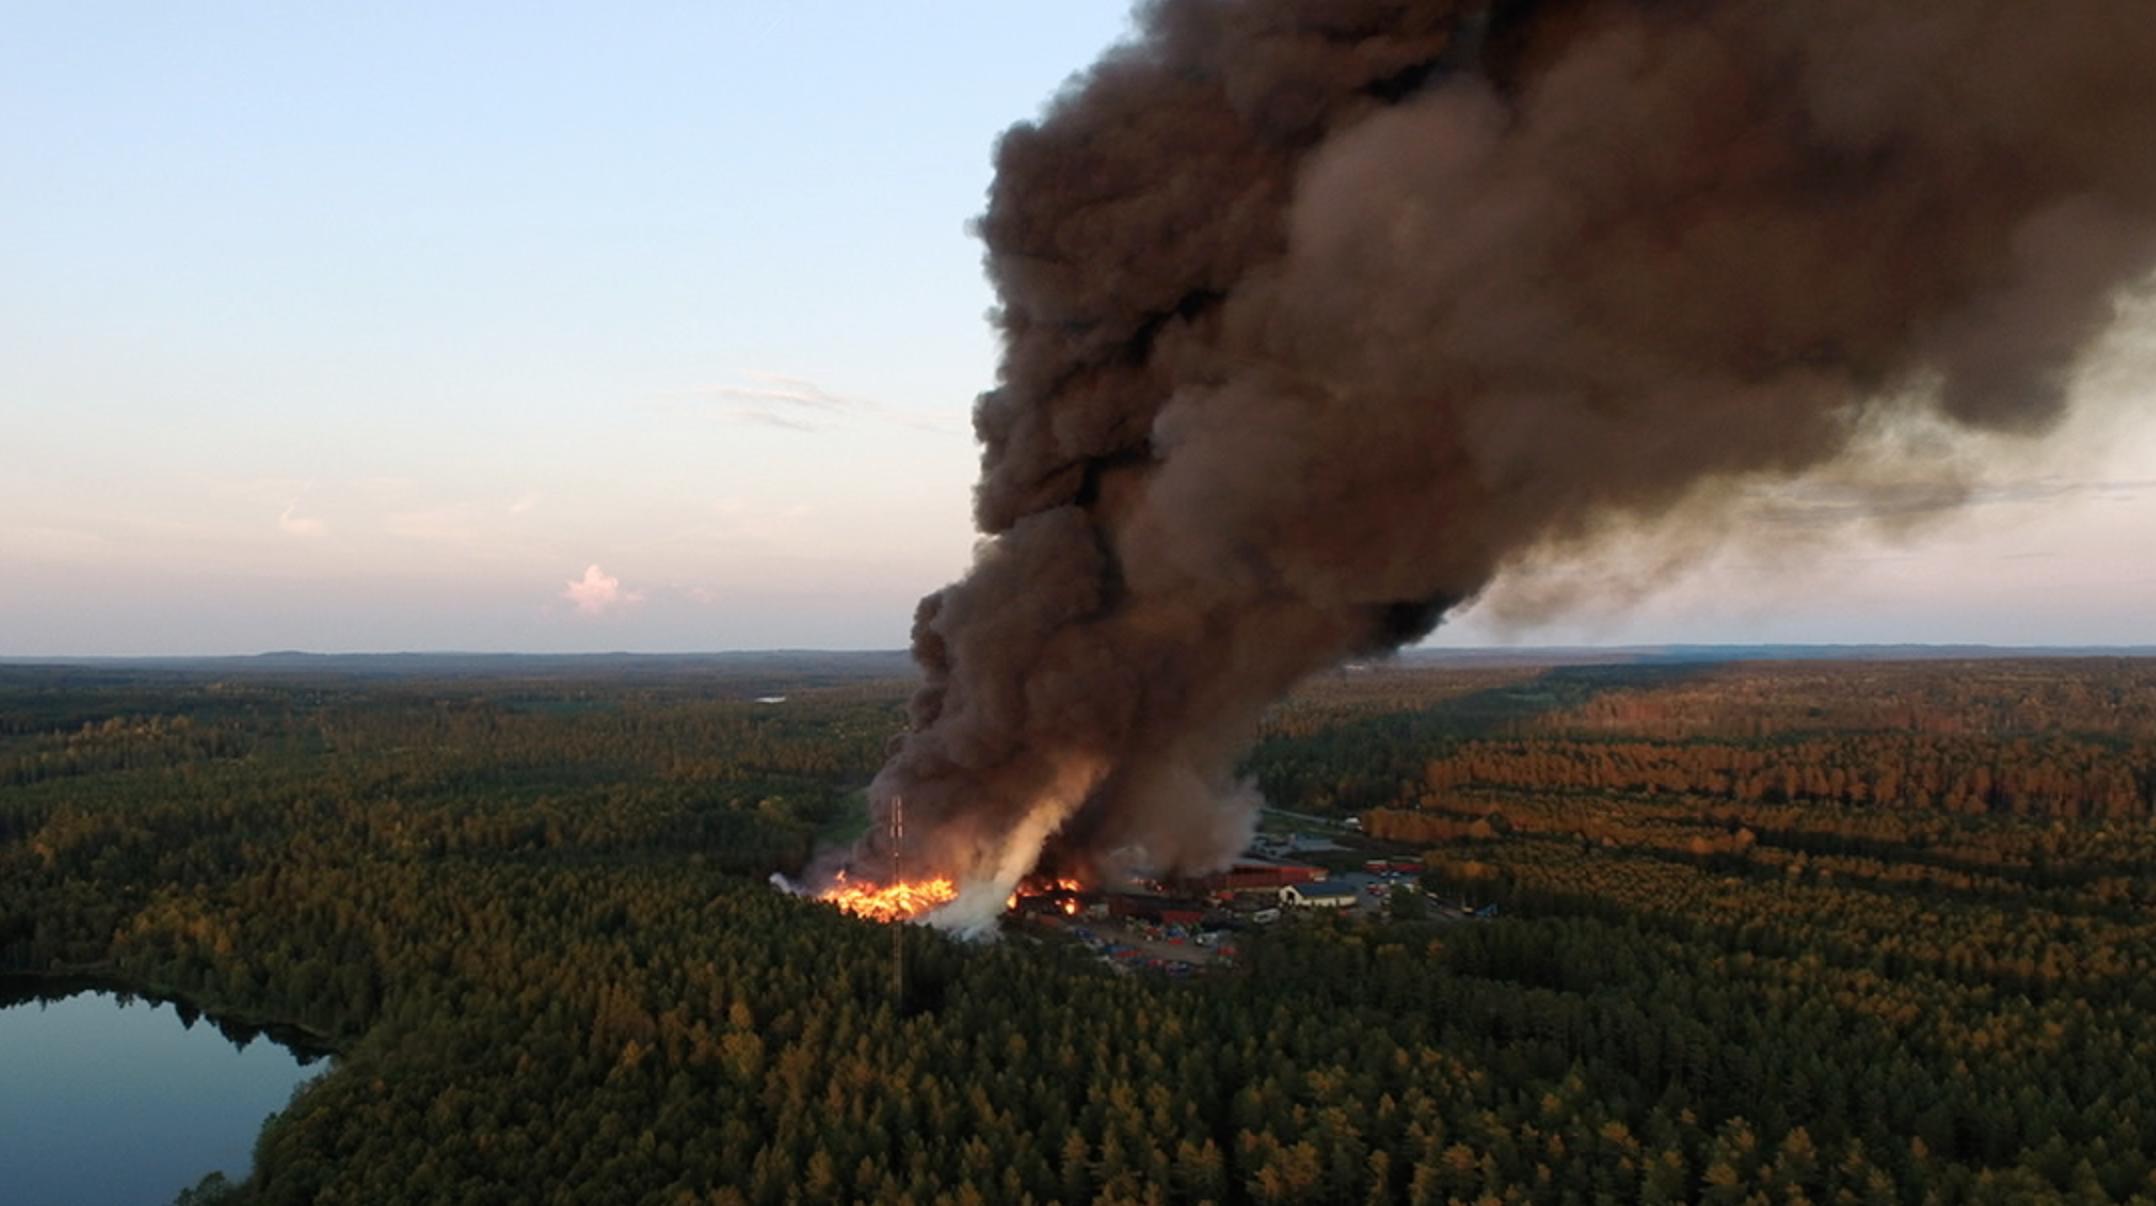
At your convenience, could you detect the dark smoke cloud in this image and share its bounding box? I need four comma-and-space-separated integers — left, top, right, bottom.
853, 0, 2156, 925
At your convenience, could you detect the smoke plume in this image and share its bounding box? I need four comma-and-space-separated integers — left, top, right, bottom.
852, 0, 2156, 926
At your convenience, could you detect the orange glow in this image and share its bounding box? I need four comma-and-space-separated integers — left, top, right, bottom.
1001, 874, 1093, 916
817, 872, 958, 923
1015, 876, 1087, 896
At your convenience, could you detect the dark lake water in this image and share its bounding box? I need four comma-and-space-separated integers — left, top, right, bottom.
0, 981, 329, 1205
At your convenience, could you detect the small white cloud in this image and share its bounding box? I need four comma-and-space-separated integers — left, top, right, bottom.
562, 564, 644, 616
667, 370, 961, 436
278, 504, 325, 537
508, 492, 540, 515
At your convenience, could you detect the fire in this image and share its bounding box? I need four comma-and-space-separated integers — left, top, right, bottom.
1001, 874, 1091, 918
1014, 875, 1085, 897
817, 872, 958, 923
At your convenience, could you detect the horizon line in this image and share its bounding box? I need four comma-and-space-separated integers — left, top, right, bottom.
4, 641, 2154, 665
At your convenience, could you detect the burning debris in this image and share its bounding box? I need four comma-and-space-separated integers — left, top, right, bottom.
814, 871, 958, 924
774, 867, 1085, 927
811, 0, 2156, 928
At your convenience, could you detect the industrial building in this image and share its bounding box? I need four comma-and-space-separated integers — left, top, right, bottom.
1107, 893, 1209, 928
1188, 855, 1326, 894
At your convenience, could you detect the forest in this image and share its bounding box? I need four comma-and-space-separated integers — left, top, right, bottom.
5, 653, 2156, 1204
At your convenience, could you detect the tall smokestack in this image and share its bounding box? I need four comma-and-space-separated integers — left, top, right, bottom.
850, 0, 2156, 927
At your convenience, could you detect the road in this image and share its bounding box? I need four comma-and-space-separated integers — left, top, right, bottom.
1259, 806, 1356, 831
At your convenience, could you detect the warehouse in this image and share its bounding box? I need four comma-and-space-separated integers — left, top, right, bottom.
1190, 856, 1326, 893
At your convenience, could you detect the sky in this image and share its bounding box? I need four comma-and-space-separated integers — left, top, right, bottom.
3, 3, 2152, 656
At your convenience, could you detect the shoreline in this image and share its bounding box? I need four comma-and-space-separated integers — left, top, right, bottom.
0, 966, 346, 1059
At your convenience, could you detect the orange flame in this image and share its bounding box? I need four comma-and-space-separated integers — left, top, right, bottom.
817, 872, 958, 923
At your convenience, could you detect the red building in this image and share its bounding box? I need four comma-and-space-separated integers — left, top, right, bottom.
1189, 856, 1326, 894
1107, 894, 1209, 928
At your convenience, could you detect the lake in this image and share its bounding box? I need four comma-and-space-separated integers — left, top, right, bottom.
0, 980, 329, 1206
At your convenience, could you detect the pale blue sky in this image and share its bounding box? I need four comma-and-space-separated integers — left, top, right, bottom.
4, 4, 2152, 655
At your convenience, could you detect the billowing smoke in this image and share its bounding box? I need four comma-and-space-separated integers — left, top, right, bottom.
847, 0, 2156, 927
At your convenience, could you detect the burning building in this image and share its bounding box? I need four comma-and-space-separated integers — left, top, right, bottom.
804, 0, 2156, 930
